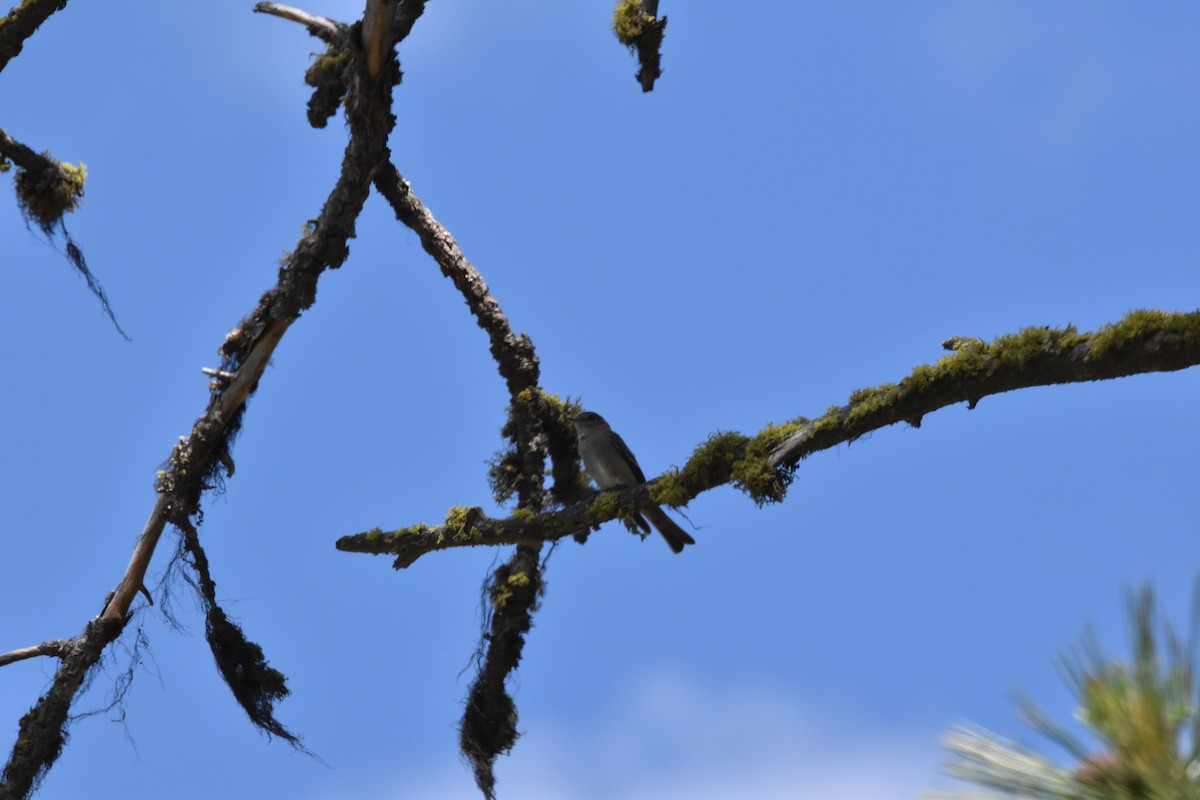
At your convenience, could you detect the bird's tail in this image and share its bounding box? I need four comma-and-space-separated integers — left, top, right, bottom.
641, 505, 696, 554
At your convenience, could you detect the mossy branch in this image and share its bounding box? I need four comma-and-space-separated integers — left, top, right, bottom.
371, 153, 578, 798
768, 309, 1200, 470
339, 309, 1200, 567
0, 0, 69, 74
370, 91, 568, 800
611, 0, 666, 92
459, 544, 542, 800
0, 126, 84, 231
0, 616, 127, 800
336, 481, 687, 567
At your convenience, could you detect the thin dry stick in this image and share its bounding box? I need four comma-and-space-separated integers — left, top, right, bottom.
252, 1, 340, 38
0, 642, 69, 668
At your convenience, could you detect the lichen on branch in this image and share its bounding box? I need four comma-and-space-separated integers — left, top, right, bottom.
610, 0, 666, 91
340, 309, 1200, 566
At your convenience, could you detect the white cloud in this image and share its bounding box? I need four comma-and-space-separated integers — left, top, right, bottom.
401, 669, 943, 799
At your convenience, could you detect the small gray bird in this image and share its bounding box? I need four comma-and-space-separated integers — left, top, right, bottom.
569, 411, 696, 553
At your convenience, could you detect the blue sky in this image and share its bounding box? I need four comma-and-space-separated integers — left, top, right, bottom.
2, 1, 1199, 797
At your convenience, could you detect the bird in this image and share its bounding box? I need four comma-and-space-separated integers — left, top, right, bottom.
569, 411, 696, 553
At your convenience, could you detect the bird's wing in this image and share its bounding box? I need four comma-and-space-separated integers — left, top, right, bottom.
610, 430, 647, 484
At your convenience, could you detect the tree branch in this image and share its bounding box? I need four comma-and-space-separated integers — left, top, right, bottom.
1, 125, 129, 338
0, 125, 53, 173
0, 617, 126, 799
338, 309, 1200, 568
98, 1, 403, 622
0, 641, 70, 668
611, 0, 666, 92
390, 0, 427, 47
373, 156, 576, 799
459, 544, 542, 800
767, 310, 1200, 469
1, 123, 87, 234
1, 8, 409, 794
372, 162, 541, 399
338, 487, 662, 567
0, 0, 68, 74
252, 2, 341, 41
362, 0, 397, 79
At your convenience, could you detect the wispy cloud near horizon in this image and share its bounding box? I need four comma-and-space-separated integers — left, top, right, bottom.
399, 669, 945, 799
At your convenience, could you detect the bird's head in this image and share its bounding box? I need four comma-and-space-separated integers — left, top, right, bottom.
569, 411, 609, 430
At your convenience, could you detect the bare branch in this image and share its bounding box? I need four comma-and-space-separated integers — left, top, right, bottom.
362, 0, 397, 78
373, 162, 540, 399
252, 2, 341, 41
201, 366, 238, 382
0, 641, 70, 668
373, 158, 592, 507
